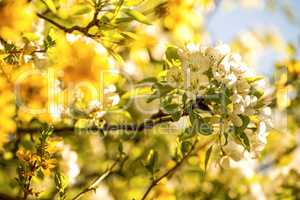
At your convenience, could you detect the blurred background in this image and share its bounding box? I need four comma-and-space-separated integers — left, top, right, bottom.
0, 0, 299, 199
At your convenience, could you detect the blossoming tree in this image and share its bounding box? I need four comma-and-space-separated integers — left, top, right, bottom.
0, 0, 299, 199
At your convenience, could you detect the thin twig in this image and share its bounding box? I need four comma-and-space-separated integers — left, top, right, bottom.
36, 13, 86, 34
17, 98, 212, 135
17, 111, 189, 135
140, 138, 212, 200
0, 49, 46, 55
71, 157, 124, 200
22, 161, 38, 200
36, 0, 105, 38
0, 193, 19, 200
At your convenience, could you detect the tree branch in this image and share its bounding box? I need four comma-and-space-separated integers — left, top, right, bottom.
17, 112, 188, 135
0, 193, 19, 200
71, 155, 127, 200
36, 1, 107, 38
140, 138, 211, 200
17, 98, 212, 135
36, 13, 89, 35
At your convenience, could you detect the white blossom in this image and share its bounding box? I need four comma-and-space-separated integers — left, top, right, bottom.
166, 67, 184, 88
165, 43, 271, 162
223, 141, 245, 161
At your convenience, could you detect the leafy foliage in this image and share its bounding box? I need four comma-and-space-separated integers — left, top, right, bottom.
0, 0, 299, 200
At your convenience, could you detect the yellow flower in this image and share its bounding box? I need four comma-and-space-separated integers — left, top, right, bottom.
52, 36, 115, 86
16, 147, 29, 161
0, 0, 34, 42
12, 64, 50, 123
161, 0, 204, 42
0, 74, 15, 150
50, 35, 119, 111
287, 60, 300, 75
155, 183, 176, 200
41, 158, 57, 176
200, 0, 215, 10
47, 137, 63, 153
16, 147, 37, 163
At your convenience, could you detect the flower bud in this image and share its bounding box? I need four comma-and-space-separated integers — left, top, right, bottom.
225, 73, 237, 87
233, 103, 245, 114
231, 114, 243, 127
220, 156, 231, 168
244, 95, 251, 107
261, 107, 271, 116
223, 141, 245, 161
250, 96, 258, 106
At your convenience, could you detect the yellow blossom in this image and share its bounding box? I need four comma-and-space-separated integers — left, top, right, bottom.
161, 0, 204, 42
41, 158, 57, 176
0, 74, 15, 150
50, 35, 119, 112
12, 64, 50, 123
16, 147, 37, 163
0, 0, 34, 42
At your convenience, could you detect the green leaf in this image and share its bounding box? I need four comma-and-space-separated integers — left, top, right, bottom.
146, 91, 159, 103
108, 49, 124, 63
124, 9, 151, 25
238, 115, 250, 130
246, 76, 264, 83
179, 128, 195, 140
180, 141, 192, 156
3, 42, 18, 53
163, 103, 179, 113
165, 46, 179, 62
199, 123, 213, 135
182, 92, 188, 105
70, 4, 92, 15
42, 0, 57, 13
171, 110, 182, 121
120, 31, 138, 40
40, 127, 53, 141
157, 83, 174, 95
234, 115, 251, 151
204, 145, 213, 171
251, 88, 264, 99
144, 149, 158, 174
124, 0, 144, 6
43, 35, 56, 51
99, 15, 110, 25
118, 143, 123, 154
115, 17, 132, 24
147, 83, 174, 103
138, 77, 158, 84
189, 111, 212, 135
36, 168, 45, 179
175, 139, 191, 162
55, 172, 68, 200
4, 54, 19, 65
237, 131, 251, 152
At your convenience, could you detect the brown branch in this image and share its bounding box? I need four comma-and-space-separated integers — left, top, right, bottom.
16, 98, 212, 135
140, 139, 212, 200
0, 49, 46, 55
36, 1, 107, 38
17, 112, 188, 135
0, 193, 19, 200
36, 13, 88, 35
71, 155, 126, 200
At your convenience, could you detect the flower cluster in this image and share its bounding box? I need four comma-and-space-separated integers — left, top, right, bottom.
16, 129, 61, 198
166, 44, 272, 162
0, 0, 34, 42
